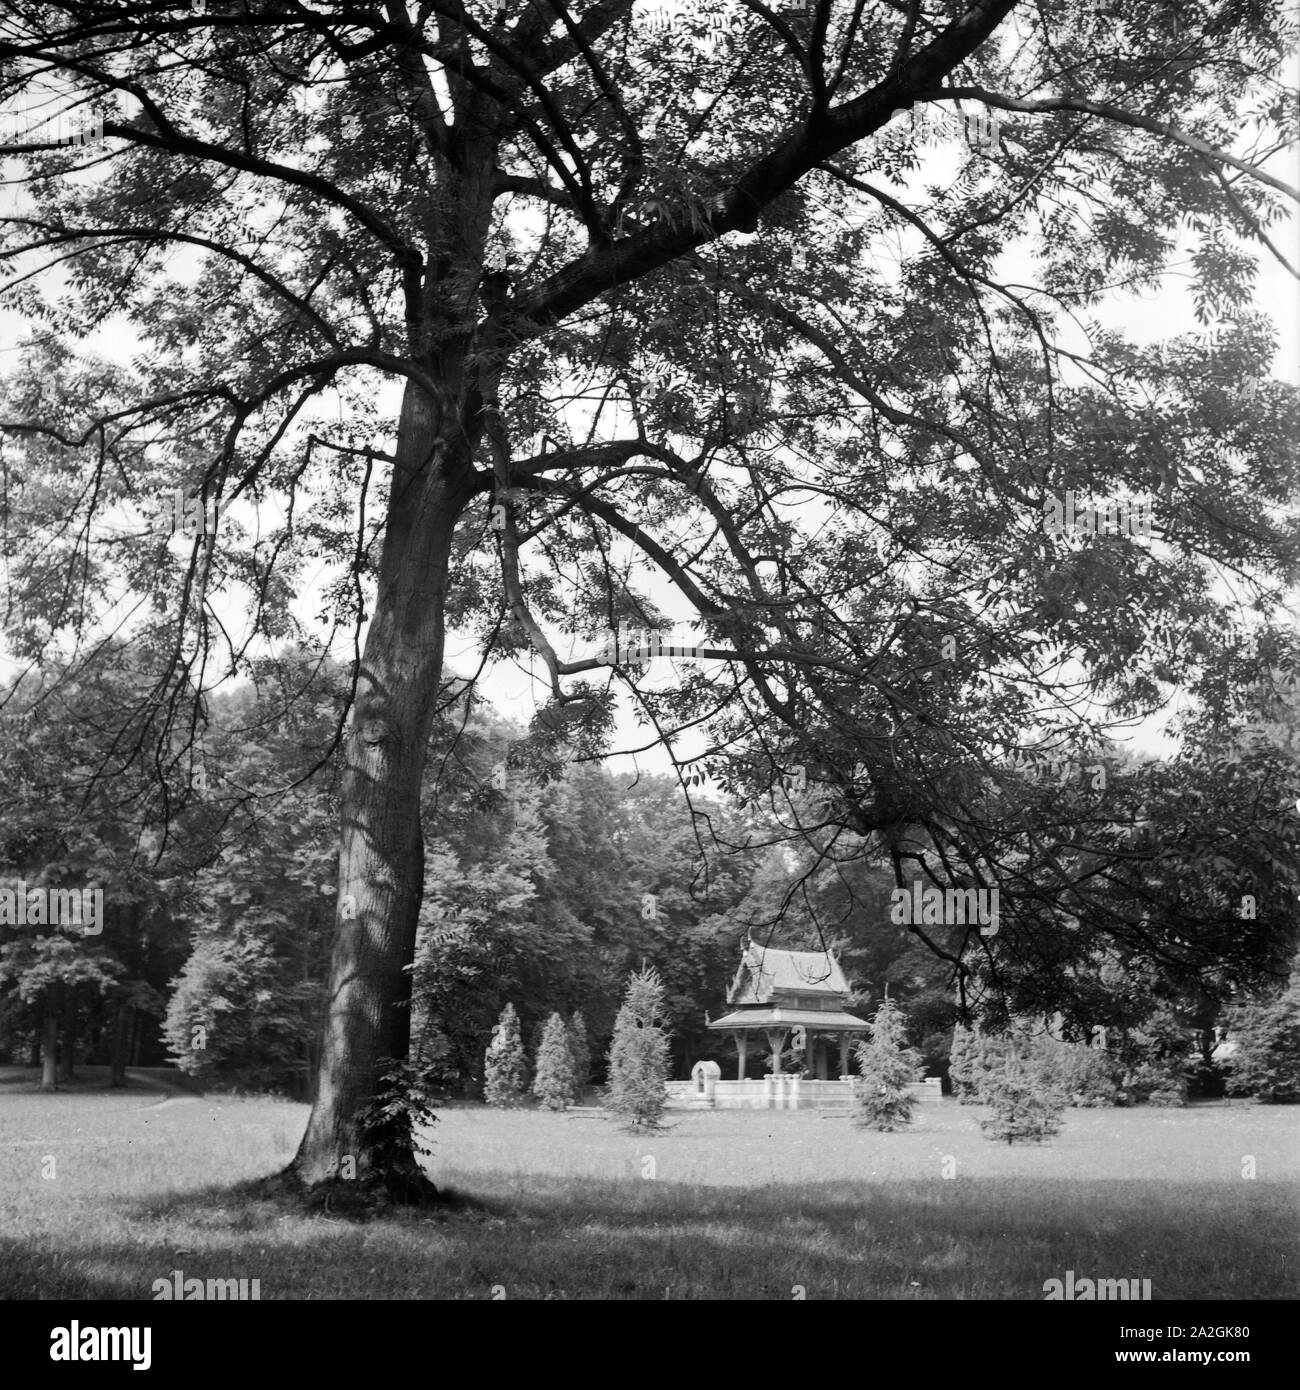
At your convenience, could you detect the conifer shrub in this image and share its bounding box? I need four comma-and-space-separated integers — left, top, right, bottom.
852, 996, 923, 1131
483, 1002, 527, 1107
605, 965, 671, 1129
1226, 976, 1300, 1103
977, 1047, 1068, 1144
532, 1010, 577, 1110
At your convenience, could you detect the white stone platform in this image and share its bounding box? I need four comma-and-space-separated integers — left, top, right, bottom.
665, 1072, 943, 1110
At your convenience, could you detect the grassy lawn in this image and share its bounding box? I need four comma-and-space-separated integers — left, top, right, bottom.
1, 1068, 1296, 1299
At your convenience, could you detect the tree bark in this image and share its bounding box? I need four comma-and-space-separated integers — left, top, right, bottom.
290, 379, 475, 1196
301, 907, 319, 1102
40, 998, 58, 1093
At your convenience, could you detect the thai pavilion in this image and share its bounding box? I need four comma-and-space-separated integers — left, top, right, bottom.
706, 935, 871, 1081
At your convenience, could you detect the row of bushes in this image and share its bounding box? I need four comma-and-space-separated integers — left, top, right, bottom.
948, 991, 1300, 1110
853, 999, 1068, 1143
950, 1028, 1206, 1108
483, 967, 674, 1125
482, 1003, 593, 1110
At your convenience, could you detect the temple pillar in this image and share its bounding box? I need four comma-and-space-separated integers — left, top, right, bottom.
765, 1028, 788, 1075
838, 1031, 850, 1078
734, 1031, 748, 1081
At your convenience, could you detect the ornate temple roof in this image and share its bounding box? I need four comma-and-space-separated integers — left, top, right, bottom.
706, 1006, 870, 1032
726, 939, 850, 1006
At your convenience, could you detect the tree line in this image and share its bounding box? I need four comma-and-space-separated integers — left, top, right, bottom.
3, 643, 1297, 1103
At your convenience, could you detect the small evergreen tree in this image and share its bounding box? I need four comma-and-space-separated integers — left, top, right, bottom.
977, 1045, 1067, 1144
948, 1022, 978, 1101
1226, 975, 1300, 1103
852, 996, 923, 1130
567, 1010, 593, 1094
605, 965, 671, 1129
483, 1002, 527, 1107
532, 1010, 577, 1110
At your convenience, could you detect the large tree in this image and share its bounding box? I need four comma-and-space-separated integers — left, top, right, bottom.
1, 1, 1296, 1198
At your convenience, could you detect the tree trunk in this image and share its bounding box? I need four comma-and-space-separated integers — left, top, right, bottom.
40, 999, 58, 1093
290, 380, 474, 1197
59, 983, 77, 1084
301, 908, 318, 1103
109, 999, 130, 1088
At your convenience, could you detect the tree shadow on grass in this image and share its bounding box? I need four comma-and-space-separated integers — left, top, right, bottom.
3, 1173, 1297, 1300
136, 1169, 491, 1222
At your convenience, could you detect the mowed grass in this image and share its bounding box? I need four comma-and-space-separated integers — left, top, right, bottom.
1, 1068, 1296, 1300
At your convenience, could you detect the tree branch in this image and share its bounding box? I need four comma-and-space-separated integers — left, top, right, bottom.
940, 87, 1300, 202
